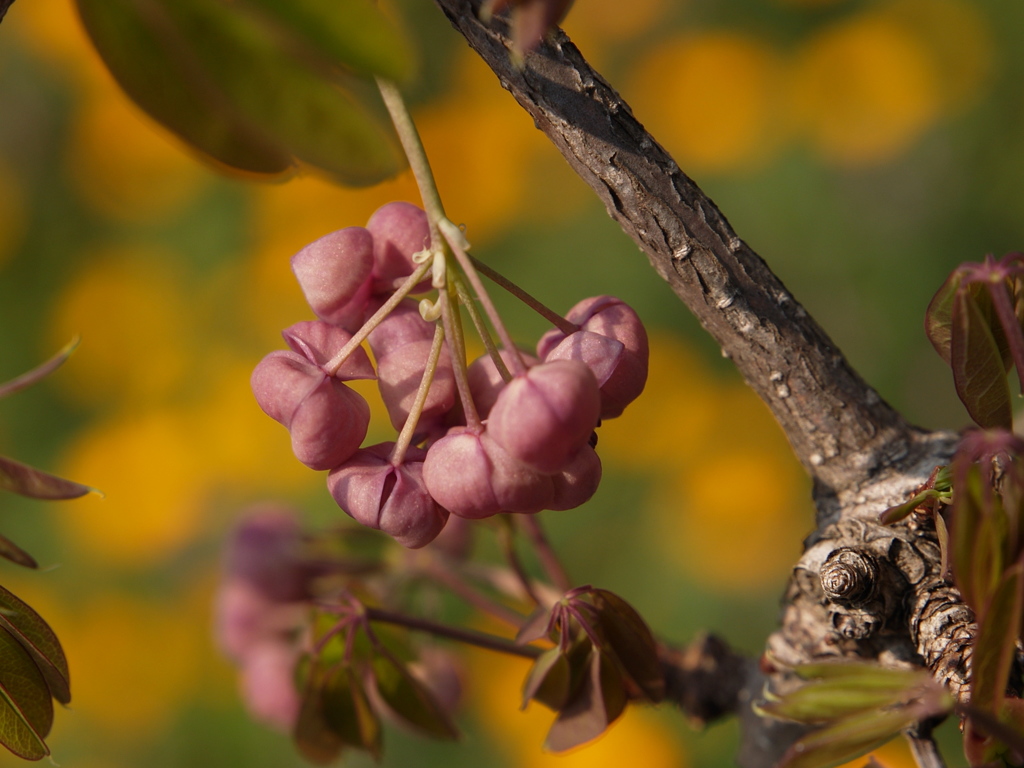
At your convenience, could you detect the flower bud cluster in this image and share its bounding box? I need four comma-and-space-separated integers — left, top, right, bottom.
251, 202, 649, 549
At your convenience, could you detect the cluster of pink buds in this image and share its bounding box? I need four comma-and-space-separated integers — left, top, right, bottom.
252, 201, 648, 549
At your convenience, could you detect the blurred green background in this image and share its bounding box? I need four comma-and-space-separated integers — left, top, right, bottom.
0, 0, 1021, 766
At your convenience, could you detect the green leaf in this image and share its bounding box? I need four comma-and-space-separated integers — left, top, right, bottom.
236, 0, 414, 82
0, 535, 37, 569
321, 666, 382, 760
371, 650, 458, 740
777, 706, 927, 768
293, 665, 345, 766
522, 647, 572, 711
0, 455, 95, 501
544, 650, 627, 753
589, 589, 665, 702
951, 289, 1013, 429
0, 585, 70, 705
0, 625, 52, 760
75, 0, 406, 186
0, 338, 78, 400
971, 562, 1024, 715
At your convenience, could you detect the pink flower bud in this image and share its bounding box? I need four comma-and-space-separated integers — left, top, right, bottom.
538, 296, 648, 418
549, 444, 602, 510
366, 202, 432, 295
239, 642, 302, 732
422, 428, 502, 519
487, 360, 600, 473
223, 507, 320, 603
291, 227, 374, 330
327, 443, 449, 548
251, 350, 370, 470
480, 432, 555, 514
466, 348, 538, 418
367, 300, 455, 433
214, 578, 306, 661
282, 320, 375, 380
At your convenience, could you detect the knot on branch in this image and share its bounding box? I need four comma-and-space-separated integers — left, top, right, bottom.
820, 548, 879, 604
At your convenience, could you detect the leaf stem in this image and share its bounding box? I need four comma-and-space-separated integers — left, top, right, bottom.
365, 606, 542, 659
499, 516, 542, 606
416, 556, 527, 628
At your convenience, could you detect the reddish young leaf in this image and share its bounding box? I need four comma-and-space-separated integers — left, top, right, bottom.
588, 589, 665, 702
0, 338, 78, 400
521, 647, 572, 711
0, 535, 37, 569
0, 456, 95, 501
925, 268, 964, 365
544, 650, 626, 752
951, 289, 1013, 429
516, 605, 553, 646
0, 585, 70, 705
0, 626, 53, 760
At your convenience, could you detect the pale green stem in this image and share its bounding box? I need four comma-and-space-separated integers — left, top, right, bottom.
324, 260, 433, 376
440, 288, 482, 430
469, 256, 578, 336
391, 321, 446, 465
377, 78, 447, 251
442, 229, 526, 377
452, 273, 512, 383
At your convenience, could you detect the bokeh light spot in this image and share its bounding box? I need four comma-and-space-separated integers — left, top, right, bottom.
789, 13, 941, 166
625, 33, 787, 173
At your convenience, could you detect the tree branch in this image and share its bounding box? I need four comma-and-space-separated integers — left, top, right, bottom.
430, 5, 973, 767
430, 0, 944, 514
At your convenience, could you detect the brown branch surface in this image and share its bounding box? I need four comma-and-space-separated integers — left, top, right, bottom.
432, 0, 931, 507
431, 4, 974, 767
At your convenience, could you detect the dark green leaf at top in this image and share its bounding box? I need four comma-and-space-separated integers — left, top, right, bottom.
0, 585, 70, 706
237, 0, 414, 83
75, 0, 406, 186
0, 625, 53, 761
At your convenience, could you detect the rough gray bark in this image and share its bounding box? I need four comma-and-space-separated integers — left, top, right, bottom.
431, 3, 975, 767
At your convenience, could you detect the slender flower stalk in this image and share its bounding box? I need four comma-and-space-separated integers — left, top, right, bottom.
443, 229, 527, 376
391, 322, 446, 464
470, 256, 577, 336
324, 260, 433, 375
439, 288, 482, 429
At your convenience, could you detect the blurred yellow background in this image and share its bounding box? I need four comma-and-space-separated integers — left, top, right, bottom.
1, 0, 1020, 765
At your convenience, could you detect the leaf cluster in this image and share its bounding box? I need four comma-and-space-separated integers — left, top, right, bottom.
757, 661, 952, 768
292, 600, 458, 765
516, 587, 664, 751
926, 253, 1024, 430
